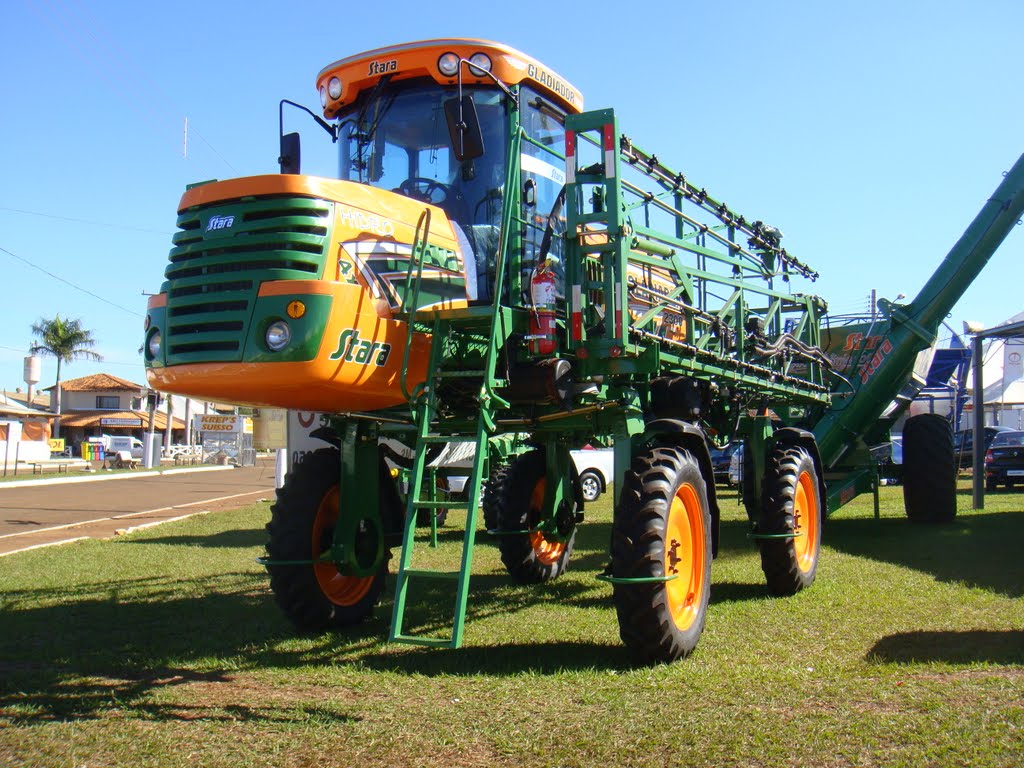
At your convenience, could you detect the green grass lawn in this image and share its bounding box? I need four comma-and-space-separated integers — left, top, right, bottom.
1, 482, 1021, 767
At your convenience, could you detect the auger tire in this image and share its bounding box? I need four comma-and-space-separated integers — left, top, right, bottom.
265, 448, 390, 632
902, 414, 957, 524
494, 450, 578, 584
611, 446, 712, 664
756, 443, 822, 596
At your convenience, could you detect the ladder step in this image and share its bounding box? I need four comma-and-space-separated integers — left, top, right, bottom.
418, 435, 478, 444
391, 634, 455, 649
429, 305, 498, 321
402, 568, 462, 581
414, 500, 467, 510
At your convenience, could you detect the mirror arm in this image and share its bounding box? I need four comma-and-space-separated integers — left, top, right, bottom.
279, 99, 339, 143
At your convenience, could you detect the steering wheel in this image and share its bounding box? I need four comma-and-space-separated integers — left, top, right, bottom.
398, 177, 450, 205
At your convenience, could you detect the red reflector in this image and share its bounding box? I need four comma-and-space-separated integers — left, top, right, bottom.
603, 124, 615, 151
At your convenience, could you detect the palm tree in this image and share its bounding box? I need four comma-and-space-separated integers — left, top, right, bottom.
30, 315, 103, 438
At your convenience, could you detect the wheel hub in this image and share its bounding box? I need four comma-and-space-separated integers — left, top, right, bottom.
667, 538, 682, 574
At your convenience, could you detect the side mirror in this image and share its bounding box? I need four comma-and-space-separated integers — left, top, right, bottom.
279, 132, 301, 174
444, 95, 485, 162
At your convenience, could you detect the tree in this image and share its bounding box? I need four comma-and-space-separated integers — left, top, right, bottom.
30, 315, 103, 437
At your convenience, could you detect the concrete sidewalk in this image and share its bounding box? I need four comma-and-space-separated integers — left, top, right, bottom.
0, 463, 236, 489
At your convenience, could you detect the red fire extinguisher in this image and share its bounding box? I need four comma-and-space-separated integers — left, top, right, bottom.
529, 263, 557, 355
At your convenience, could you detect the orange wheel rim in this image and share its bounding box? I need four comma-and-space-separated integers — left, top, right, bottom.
311, 486, 374, 606
792, 470, 818, 574
664, 482, 706, 631
526, 477, 566, 566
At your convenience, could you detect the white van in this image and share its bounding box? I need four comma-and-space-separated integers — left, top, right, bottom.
95, 435, 145, 459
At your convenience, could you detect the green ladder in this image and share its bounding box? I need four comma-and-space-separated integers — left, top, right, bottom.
389, 187, 518, 647
389, 310, 510, 648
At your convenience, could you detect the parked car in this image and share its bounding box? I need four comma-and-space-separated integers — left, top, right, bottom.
954, 425, 1013, 469
728, 443, 744, 488
447, 447, 614, 504
984, 430, 1024, 491
710, 442, 741, 485
573, 447, 614, 502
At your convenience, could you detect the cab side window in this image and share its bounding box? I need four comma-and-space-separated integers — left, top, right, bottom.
520, 88, 567, 292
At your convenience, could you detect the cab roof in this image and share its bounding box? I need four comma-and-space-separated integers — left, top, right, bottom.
316, 38, 583, 118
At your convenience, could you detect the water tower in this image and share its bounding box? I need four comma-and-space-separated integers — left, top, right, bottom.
23, 354, 41, 405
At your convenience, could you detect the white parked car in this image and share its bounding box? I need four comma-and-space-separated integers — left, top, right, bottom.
728, 443, 744, 487
447, 447, 615, 503
572, 447, 614, 502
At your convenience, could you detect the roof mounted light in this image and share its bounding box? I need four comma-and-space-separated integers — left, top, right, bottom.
468, 53, 492, 77
438, 52, 460, 77
319, 86, 328, 108
327, 77, 343, 100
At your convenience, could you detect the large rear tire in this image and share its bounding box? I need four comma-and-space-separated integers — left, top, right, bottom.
757, 443, 821, 596
265, 449, 391, 631
494, 450, 578, 584
902, 414, 957, 523
611, 446, 712, 664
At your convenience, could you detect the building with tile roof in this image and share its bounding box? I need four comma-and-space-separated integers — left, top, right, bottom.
39, 373, 187, 449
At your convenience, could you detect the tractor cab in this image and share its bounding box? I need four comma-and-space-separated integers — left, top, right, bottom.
315, 39, 584, 303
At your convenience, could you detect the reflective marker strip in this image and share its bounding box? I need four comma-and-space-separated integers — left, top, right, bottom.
565, 131, 576, 185
571, 284, 582, 342
614, 282, 623, 338
604, 124, 616, 178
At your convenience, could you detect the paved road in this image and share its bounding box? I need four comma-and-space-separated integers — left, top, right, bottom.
0, 460, 278, 557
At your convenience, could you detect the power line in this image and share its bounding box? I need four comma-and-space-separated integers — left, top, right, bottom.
0, 207, 173, 236
0, 244, 144, 318
1, 342, 142, 369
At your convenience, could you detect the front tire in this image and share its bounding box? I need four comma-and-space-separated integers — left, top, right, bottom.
756, 443, 822, 596
494, 450, 578, 584
611, 446, 712, 664
265, 449, 390, 632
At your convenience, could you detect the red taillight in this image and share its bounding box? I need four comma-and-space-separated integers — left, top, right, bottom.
984, 449, 994, 465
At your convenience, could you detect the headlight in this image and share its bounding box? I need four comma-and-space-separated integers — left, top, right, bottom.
147, 330, 161, 360
468, 53, 492, 77
438, 52, 460, 77
319, 86, 328, 108
266, 321, 291, 351
327, 77, 343, 100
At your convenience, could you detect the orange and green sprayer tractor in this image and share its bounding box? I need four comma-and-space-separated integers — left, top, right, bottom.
144, 39, 1024, 663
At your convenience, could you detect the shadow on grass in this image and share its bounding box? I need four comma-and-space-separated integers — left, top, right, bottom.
824, 512, 1024, 597
128, 528, 267, 549
709, 581, 771, 605
0, 572, 393, 724
867, 630, 1024, 665
358, 640, 632, 676
0, 561, 637, 724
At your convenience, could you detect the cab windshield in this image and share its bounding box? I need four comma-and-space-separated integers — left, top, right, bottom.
337, 80, 508, 246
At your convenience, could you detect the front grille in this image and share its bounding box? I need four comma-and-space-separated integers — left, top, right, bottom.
160, 195, 332, 364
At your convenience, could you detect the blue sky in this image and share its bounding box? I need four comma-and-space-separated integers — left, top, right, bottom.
1, 0, 1021, 395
